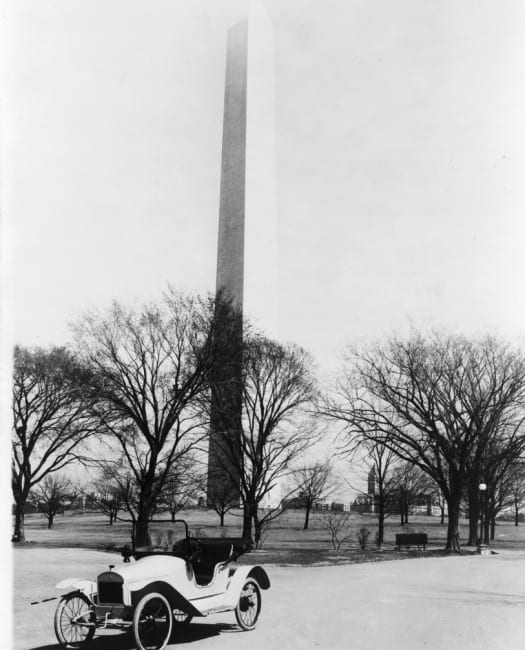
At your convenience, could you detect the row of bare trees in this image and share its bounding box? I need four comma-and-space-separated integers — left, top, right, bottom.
11, 289, 525, 552
321, 333, 525, 552
11, 289, 320, 546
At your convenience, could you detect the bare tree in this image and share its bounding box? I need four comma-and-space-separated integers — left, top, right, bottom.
339, 442, 398, 544
480, 457, 525, 540
507, 461, 525, 526
390, 461, 436, 525
435, 490, 447, 525
321, 511, 353, 550
31, 474, 74, 529
11, 346, 96, 542
73, 290, 221, 546
205, 469, 239, 526
463, 345, 525, 545
157, 456, 200, 521
210, 334, 317, 545
91, 464, 129, 525
362, 441, 397, 545
322, 333, 525, 552
93, 458, 138, 524
291, 461, 335, 530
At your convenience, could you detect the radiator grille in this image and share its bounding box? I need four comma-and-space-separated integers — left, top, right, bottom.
97, 572, 123, 604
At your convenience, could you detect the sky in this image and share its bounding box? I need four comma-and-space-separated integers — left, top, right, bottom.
3, 0, 525, 379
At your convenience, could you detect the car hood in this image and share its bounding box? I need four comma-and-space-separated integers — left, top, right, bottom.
99, 555, 186, 583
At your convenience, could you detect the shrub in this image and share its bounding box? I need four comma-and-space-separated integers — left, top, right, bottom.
321, 512, 353, 550
357, 526, 370, 550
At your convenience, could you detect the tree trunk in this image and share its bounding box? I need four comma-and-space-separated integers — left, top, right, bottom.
136, 476, 155, 546
483, 518, 490, 545
515, 503, 519, 526
445, 497, 462, 553
13, 502, 26, 542
467, 485, 479, 545
468, 503, 479, 546
254, 516, 262, 549
47, 513, 54, 529
136, 498, 153, 547
171, 511, 176, 523
490, 517, 495, 541
377, 498, 385, 545
135, 518, 151, 547
304, 505, 311, 530
242, 505, 253, 542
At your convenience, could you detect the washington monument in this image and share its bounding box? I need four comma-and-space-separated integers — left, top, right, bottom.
207, 1, 278, 503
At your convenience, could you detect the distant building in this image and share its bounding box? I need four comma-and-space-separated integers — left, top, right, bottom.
281, 495, 307, 510
350, 466, 440, 516
350, 494, 375, 514
368, 467, 377, 496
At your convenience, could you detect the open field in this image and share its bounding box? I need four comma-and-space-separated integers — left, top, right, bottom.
16, 507, 525, 564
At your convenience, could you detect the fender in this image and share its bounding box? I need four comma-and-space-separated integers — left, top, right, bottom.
130, 581, 202, 617
222, 565, 270, 609
55, 578, 97, 600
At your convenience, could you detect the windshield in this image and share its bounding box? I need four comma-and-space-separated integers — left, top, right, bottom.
134, 520, 188, 554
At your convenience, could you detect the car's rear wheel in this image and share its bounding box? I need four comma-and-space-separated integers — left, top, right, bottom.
54, 592, 96, 648
235, 579, 261, 631
133, 592, 173, 650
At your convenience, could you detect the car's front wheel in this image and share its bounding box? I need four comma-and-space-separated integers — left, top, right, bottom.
235, 578, 261, 631
133, 592, 173, 650
54, 592, 96, 648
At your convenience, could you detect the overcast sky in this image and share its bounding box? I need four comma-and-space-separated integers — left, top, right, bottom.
3, 0, 525, 376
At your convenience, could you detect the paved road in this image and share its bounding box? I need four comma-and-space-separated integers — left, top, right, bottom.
13, 547, 525, 650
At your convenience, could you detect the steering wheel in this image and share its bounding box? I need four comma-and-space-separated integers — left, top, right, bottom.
186, 537, 205, 564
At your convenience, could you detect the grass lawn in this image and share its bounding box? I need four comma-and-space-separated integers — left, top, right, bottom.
15, 507, 525, 566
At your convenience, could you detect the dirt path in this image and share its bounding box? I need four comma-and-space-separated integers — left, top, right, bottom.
13, 547, 525, 650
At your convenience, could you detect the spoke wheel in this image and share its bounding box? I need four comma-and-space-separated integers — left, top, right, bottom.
235, 579, 261, 631
173, 609, 192, 625
133, 592, 173, 650
54, 593, 95, 648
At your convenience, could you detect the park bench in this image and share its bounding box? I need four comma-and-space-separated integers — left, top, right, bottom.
395, 533, 428, 551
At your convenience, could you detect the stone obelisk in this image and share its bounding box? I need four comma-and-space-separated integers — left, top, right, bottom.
207, 1, 277, 504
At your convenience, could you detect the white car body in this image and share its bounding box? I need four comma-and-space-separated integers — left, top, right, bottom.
53, 521, 270, 649
57, 552, 270, 617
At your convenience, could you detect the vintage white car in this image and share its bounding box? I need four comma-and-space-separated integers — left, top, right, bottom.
54, 520, 270, 650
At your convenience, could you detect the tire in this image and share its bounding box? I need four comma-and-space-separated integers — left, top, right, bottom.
173, 609, 193, 625
54, 592, 96, 648
235, 579, 261, 631
133, 592, 173, 650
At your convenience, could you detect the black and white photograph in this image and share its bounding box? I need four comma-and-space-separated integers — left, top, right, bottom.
2, 1, 525, 649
